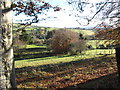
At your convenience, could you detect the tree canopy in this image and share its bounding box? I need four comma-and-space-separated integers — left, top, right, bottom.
68, 0, 120, 44
68, 0, 120, 26
11, 0, 61, 31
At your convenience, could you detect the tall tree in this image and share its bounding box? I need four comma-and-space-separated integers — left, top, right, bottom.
0, 0, 16, 88
0, 0, 61, 88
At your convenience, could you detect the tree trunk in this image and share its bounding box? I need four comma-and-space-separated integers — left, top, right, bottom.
0, 0, 16, 88
116, 47, 120, 82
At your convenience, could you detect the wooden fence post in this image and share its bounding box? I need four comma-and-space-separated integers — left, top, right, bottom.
116, 47, 120, 82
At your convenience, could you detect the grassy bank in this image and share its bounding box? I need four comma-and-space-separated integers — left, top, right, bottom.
15, 44, 115, 68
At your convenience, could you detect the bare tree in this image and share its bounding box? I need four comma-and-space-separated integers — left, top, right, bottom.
68, 0, 120, 26
0, 0, 16, 88
68, 0, 120, 82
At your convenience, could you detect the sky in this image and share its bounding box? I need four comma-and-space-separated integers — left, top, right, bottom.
13, 0, 104, 29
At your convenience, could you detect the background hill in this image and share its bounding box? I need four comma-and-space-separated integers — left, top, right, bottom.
13, 23, 95, 37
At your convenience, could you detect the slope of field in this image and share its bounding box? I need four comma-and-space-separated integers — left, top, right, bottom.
13, 23, 95, 36
70, 29, 95, 36
13, 24, 117, 88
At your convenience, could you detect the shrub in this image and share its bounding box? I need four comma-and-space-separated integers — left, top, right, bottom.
96, 44, 106, 49
106, 44, 114, 49
19, 30, 33, 44
79, 33, 85, 39
47, 29, 87, 54
46, 31, 55, 39
13, 38, 27, 56
68, 40, 87, 55
31, 37, 43, 45
87, 45, 94, 49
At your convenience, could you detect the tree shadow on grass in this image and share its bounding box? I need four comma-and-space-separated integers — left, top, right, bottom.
21, 47, 47, 51
16, 71, 120, 89
14, 47, 54, 60
14, 52, 55, 60
64, 72, 120, 89
14, 47, 78, 61
15, 55, 107, 72
15, 55, 118, 88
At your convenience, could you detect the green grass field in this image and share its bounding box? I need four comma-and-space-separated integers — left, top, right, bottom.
13, 24, 115, 70
13, 23, 95, 36
15, 44, 115, 68
70, 29, 95, 36
13, 24, 118, 88
15, 44, 117, 88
